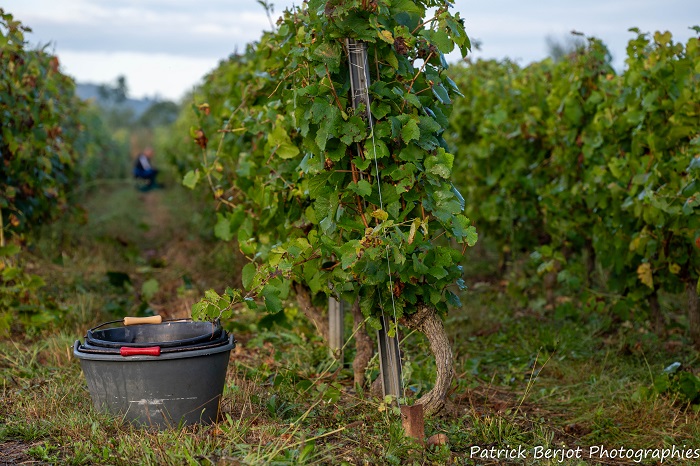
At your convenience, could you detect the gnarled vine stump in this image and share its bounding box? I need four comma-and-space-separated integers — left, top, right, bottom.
404, 303, 454, 416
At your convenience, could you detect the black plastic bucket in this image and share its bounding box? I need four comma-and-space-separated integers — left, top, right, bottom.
86, 320, 222, 348
74, 319, 235, 428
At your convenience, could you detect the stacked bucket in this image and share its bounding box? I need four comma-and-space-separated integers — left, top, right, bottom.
73, 316, 235, 428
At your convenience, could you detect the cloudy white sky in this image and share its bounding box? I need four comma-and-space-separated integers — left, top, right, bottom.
4, 0, 699, 101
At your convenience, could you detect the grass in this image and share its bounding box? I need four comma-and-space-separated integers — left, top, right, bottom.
2, 181, 700, 465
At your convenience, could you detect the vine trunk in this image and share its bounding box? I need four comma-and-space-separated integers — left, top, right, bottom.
404, 303, 454, 416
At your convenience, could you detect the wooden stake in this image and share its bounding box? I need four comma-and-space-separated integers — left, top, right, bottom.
400, 404, 424, 445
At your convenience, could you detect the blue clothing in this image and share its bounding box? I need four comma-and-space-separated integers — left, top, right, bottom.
133, 153, 159, 187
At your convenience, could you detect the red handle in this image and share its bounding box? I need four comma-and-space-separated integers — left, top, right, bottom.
120, 346, 161, 357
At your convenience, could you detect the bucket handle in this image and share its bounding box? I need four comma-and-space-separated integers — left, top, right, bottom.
87, 317, 219, 333
124, 315, 162, 326
89, 316, 190, 332
120, 346, 161, 357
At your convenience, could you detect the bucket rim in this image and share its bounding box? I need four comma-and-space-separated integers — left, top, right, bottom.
85, 320, 223, 349
73, 335, 235, 361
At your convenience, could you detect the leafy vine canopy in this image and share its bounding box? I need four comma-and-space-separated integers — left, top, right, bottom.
189, 0, 477, 328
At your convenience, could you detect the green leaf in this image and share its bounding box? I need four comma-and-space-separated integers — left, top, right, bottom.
242, 263, 257, 290
425, 149, 454, 179
371, 101, 392, 120
364, 139, 390, 160
0, 244, 21, 257
191, 301, 207, 319
451, 215, 477, 244
214, 213, 233, 241
349, 179, 372, 197
445, 16, 467, 48
320, 216, 336, 234
384, 50, 399, 69
182, 170, 200, 189
431, 84, 451, 105
418, 115, 442, 134
421, 29, 453, 54
446, 290, 461, 307
444, 76, 463, 97
340, 116, 366, 145
268, 116, 300, 159
341, 249, 357, 269
2, 267, 21, 281
401, 118, 420, 143
367, 316, 382, 331
429, 266, 448, 279
404, 92, 422, 108
563, 96, 583, 125
315, 105, 341, 151
465, 226, 478, 246
307, 172, 333, 198
313, 41, 341, 70
263, 286, 283, 313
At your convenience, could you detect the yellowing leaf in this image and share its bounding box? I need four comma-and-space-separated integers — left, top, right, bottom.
378, 30, 394, 44
371, 209, 389, 221
637, 263, 654, 289
669, 263, 681, 275
420, 218, 429, 235
408, 217, 420, 244
629, 237, 641, 252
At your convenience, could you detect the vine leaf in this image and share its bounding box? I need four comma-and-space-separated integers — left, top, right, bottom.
431, 84, 451, 105
242, 263, 257, 290
268, 117, 300, 159
263, 286, 283, 313
401, 118, 420, 143
214, 213, 233, 241
349, 180, 372, 197
182, 170, 200, 189
637, 263, 654, 289
378, 30, 394, 44
371, 209, 389, 221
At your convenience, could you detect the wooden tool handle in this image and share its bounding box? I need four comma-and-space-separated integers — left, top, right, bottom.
123, 315, 162, 326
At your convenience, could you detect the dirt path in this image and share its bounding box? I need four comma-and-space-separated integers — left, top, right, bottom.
140, 190, 171, 245
136, 189, 196, 319
0, 441, 44, 465
132, 188, 238, 320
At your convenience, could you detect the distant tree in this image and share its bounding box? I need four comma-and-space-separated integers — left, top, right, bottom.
137, 101, 179, 129
546, 32, 586, 61
97, 75, 128, 104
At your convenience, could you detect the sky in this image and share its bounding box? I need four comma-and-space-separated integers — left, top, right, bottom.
4, 0, 699, 102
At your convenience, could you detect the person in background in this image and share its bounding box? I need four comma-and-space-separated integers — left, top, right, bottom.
133, 147, 161, 191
